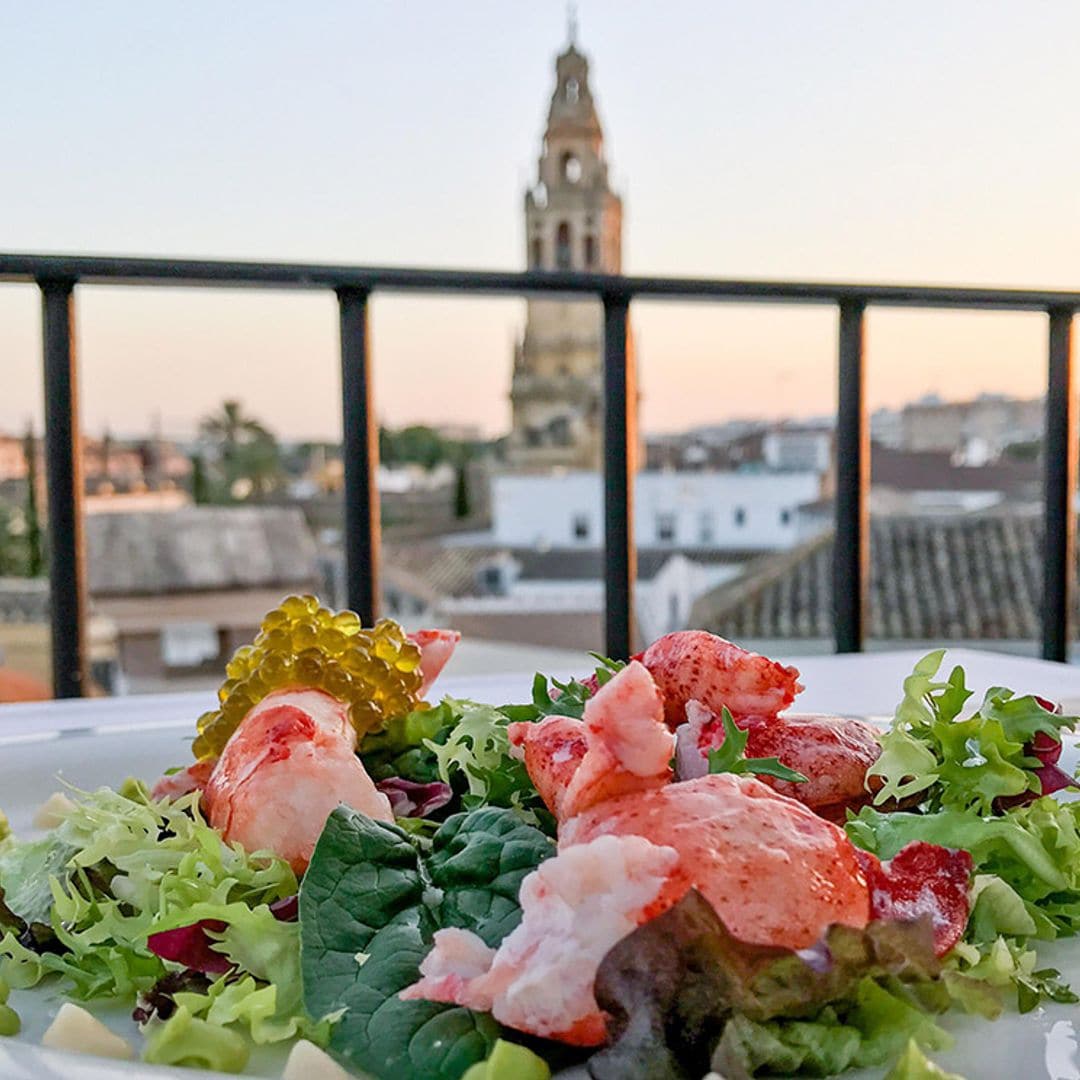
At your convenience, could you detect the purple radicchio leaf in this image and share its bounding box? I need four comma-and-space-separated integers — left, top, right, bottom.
132, 969, 213, 1024
376, 777, 453, 818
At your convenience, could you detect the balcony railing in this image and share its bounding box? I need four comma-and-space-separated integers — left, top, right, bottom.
0, 252, 1076, 697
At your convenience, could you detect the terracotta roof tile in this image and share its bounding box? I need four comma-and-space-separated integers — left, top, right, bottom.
692, 513, 1057, 641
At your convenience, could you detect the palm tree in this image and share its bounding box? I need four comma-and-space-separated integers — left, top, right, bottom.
198, 400, 283, 501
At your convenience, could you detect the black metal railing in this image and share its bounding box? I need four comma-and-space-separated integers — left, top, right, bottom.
0, 252, 1076, 696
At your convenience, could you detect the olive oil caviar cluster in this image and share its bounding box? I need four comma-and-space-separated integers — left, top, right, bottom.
193, 595, 424, 759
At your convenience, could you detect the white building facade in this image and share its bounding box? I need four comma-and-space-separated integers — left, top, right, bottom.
491, 470, 824, 551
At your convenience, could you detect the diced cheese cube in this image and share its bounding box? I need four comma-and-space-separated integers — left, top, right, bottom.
41, 1003, 134, 1060
282, 1039, 353, 1080
33, 792, 77, 830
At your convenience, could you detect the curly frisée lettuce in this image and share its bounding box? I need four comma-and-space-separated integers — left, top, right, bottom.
0, 784, 325, 1049
361, 698, 549, 828
866, 650, 1078, 813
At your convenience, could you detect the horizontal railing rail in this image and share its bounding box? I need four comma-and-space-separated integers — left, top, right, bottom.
0, 252, 1075, 696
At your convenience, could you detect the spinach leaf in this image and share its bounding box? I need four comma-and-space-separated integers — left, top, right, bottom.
429, 808, 556, 947
300, 805, 554, 1080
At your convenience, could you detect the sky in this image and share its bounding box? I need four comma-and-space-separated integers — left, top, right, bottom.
1, 0, 1077, 440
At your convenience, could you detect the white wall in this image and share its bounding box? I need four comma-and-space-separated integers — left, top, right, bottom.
491, 470, 822, 551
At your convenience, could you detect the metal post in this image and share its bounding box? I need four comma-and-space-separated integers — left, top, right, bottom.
1043, 308, 1076, 661
602, 291, 635, 659
40, 279, 87, 697
833, 300, 868, 652
337, 287, 380, 626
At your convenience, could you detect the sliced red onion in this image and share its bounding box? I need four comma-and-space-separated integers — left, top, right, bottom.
269, 895, 299, 922
673, 700, 713, 781
376, 777, 453, 818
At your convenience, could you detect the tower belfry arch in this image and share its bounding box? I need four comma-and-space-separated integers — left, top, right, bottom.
507, 29, 635, 470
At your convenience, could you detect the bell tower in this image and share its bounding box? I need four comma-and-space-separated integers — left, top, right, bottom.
507, 23, 632, 470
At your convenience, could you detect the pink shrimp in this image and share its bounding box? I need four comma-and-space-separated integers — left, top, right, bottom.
203, 687, 393, 873
408, 629, 461, 696
401, 834, 681, 1046
638, 629, 803, 728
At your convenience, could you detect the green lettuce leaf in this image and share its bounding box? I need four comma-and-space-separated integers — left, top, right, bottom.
867, 652, 1077, 815
148, 899, 327, 1043
847, 798, 1080, 938
884, 1039, 965, 1080
462, 1038, 551, 1080
713, 977, 953, 1080
142, 1003, 251, 1073
425, 699, 549, 826
0, 834, 77, 926
0, 786, 295, 1004
299, 805, 555, 1080
588, 889, 946, 1080
362, 697, 550, 828
361, 701, 459, 784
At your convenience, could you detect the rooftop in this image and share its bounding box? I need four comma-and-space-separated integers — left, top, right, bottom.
692, 511, 1051, 641
87, 506, 319, 597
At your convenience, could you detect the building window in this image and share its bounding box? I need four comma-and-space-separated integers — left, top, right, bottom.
699, 511, 715, 544
656, 513, 677, 542
530, 236, 543, 268
556, 221, 572, 269
573, 514, 590, 540
584, 235, 596, 268
161, 622, 218, 669
483, 566, 503, 591
780, 508, 792, 525
549, 415, 571, 445
565, 77, 579, 104
561, 152, 582, 184
734, 507, 746, 527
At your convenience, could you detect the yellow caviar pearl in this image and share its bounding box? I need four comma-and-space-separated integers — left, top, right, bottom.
191, 596, 426, 760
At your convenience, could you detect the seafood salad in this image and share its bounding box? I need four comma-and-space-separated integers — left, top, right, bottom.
1, 599, 1080, 1079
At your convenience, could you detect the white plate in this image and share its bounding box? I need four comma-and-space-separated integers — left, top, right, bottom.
3, 677, 1080, 1080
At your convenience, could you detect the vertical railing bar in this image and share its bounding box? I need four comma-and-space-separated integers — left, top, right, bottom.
337, 287, 380, 626
602, 290, 635, 659
833, 299, 868, 652
1043, 307, 1076, 661
39, 278, 87, 697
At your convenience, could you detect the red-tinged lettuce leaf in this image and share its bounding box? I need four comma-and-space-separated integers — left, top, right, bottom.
588, 890, 942, 1080
147, 920, 232, 975
856, 842, 973, 957
132, 969, 213, 1024
376, 778, 453, 818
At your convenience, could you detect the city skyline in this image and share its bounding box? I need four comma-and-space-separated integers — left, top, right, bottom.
2, 0, 1073, 439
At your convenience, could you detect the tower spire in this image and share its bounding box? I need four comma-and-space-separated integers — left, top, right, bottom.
567, 1, 578, 46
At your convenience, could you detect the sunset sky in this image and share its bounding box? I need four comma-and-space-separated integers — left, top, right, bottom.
2, 0, 1077, 440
